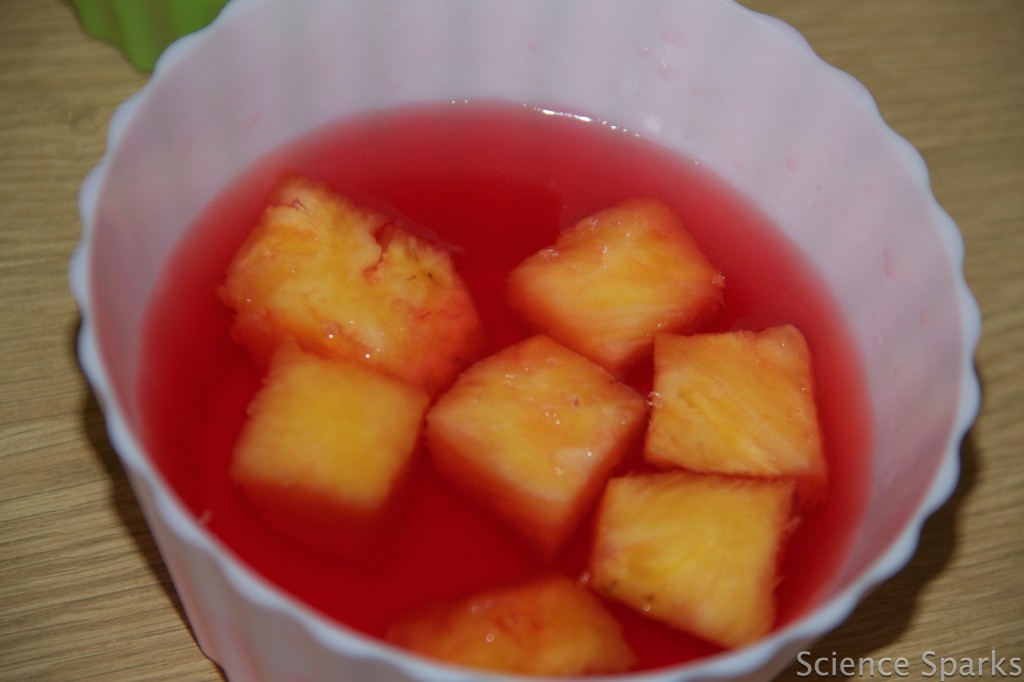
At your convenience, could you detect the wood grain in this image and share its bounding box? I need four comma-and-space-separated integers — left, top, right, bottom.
1, 0, 1020, 680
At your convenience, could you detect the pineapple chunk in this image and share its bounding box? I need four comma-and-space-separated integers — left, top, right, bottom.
645, 325, 827, 502
588, 471, 796, 649
425, 335, 646, 555
507, 198, 724, 375
386, 573, 635, 675
231, 342, 429, 553
219, 177, 486, 395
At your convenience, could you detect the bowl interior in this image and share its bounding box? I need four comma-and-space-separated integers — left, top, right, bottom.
76, 0, 977, 679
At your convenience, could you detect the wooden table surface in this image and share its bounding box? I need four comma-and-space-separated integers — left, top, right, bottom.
2, 1, 1021, 680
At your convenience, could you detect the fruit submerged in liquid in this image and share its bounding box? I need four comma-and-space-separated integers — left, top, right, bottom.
219, 176, 486, 395
507, 198, 725, 376
140, 102, 871, 674
646, 325, 828, 504
426, 334, 647, 557
588, 471, 797, 649
230, 340, 429, 557
218, 180, 827, 672
387, 573, 635, 676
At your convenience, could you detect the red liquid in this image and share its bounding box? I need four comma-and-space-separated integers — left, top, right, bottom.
140, 102, 871, 672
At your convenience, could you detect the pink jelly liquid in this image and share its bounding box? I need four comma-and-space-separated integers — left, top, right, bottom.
140, 102, 871, 672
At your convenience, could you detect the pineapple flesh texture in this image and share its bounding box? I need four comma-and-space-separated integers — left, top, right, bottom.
387, 573, 635, 676
219, 177, 485, 395
589, 471, 796, 649
645, 325, 827, 502
231, 342, 429, 552
425, 335, 647, 555
507, 198, 724, 375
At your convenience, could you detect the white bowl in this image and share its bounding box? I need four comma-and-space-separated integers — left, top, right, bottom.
70, 0, 981, 680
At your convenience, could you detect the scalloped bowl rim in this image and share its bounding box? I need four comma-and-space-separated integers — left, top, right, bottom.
68, 0, 982, 680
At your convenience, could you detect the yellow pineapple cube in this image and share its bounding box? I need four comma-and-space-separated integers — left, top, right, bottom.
387, 573, 635, 675
231, 342, 429, 554
588, 471, 796, 648
507, 198, 724, 375
425, 335, 647, 555
645, 325, 827, 502
219, 177, 486, 395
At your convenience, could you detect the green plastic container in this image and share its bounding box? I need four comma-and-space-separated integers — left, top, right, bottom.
70, 0, 231, 71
